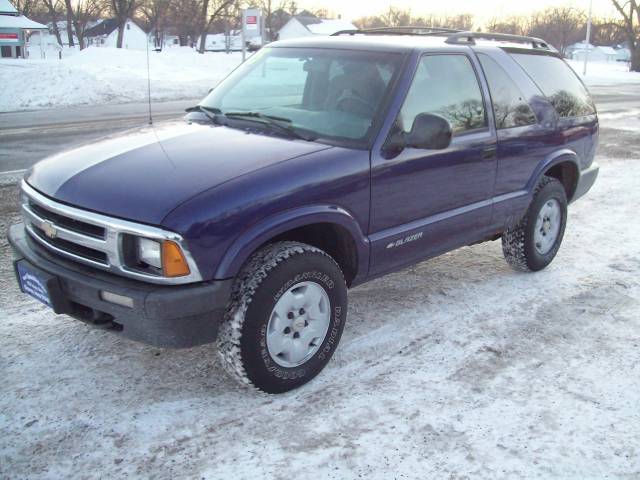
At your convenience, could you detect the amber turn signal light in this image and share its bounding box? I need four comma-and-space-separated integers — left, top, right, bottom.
162, 240, 190, 277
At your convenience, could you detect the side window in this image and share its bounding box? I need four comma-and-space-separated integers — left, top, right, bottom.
478, 54, 537, 129
399, 54, 487, 135
510, 53, 596, 118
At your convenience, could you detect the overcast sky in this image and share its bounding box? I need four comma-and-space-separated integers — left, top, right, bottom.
297, 0, 618, 23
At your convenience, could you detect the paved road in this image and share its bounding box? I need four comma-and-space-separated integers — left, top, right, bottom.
0, 99, 197, 174
0, 83, 638, 178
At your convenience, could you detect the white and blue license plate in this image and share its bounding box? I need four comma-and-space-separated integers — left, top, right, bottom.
16, 261, 53, 308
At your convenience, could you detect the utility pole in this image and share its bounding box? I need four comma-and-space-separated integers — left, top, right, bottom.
582, 0, 593, 76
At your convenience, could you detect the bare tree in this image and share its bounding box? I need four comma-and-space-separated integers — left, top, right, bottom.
64, 0, 101, 49
63, 0, 75, 46
611, 0, 640, 71
591, 17, 626, 45
196, 0, 236, 54
109, 0, 139, 48
42, 0, 63, 46
13, 0, 40, 16
169, 0, 200, 46
354, 8, 473, 31
527, 7, 586, 56
260, 0, 297, 41
139, 0, 170, 48
486, 16, 528, 36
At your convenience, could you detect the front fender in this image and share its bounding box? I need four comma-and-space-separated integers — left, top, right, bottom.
214, 205, 370, 281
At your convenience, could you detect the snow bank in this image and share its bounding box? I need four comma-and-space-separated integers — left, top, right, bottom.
0, 47, 243, 112
567, 59, 640, 86
1, 46, 639, 113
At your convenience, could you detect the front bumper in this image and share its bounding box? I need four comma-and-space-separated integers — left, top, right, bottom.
9, 223, 233, 348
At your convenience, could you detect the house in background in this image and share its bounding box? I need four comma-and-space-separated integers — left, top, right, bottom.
567, 41, 624, 63
0, 0, 47, 58
84, 18, 147, 50
570, 45, 618, 63
277, 16, 355, 41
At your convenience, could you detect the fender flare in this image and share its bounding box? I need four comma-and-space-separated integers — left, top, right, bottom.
214, 205, 370, 280
525, 148, 580, 195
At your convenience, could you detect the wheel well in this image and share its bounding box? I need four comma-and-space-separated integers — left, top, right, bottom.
267, 223, 359, 287
544, 161, 579, 201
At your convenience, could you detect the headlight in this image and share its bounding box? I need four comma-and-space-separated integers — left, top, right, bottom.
136, 237, 162, 269
126, 236, 191, 278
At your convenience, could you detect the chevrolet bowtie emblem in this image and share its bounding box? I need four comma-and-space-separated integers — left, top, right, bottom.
41, 220, 57, 239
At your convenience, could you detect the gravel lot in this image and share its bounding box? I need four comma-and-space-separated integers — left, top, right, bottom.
1, 110, 639, 479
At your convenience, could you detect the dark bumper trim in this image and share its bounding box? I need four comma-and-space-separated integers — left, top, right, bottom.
9, 223, 233, 348
572, 162, 599, 203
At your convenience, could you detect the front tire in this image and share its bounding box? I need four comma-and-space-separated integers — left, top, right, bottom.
502, 176, 568, 272
217, 241, 348, 393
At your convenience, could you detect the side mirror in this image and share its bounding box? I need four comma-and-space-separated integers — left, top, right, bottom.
406, 113, 453, 150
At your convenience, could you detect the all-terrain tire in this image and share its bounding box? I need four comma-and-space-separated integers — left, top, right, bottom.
502, 176, 568, 272
216, 241, 348, 394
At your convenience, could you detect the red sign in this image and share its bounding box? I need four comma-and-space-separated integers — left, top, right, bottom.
246, 16, 257, 25
0, 33, 19, 40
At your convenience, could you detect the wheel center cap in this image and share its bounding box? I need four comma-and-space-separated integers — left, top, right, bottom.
543, 219, 551, 233
293, 317, 306, 331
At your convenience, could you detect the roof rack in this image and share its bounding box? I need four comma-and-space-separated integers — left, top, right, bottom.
331, 26, 463, 37
445, 31, 553, 50
331, 27, 555, 51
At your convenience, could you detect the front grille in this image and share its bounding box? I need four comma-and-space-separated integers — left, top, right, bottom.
30, 224, 108, 264
29, 201, 105, 239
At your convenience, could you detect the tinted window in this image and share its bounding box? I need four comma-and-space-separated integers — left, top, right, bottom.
399, 54, 487, 135
511, 53, 595, 117
478, 54, 537, 129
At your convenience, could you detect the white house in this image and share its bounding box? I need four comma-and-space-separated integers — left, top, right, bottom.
84, 18, 147, 50
278, 16, 355, 41
571, 45, 618, 63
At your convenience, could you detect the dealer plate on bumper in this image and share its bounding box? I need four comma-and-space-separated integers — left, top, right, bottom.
15, 260, 67, 312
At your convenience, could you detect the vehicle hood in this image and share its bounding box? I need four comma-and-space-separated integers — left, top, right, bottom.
26, 121, 331, 225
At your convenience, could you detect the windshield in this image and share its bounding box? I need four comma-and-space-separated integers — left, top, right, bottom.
200, 47, 403, 147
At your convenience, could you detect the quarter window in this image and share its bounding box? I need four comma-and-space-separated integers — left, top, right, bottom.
478, 54, 537, 129
399, 54, 487, 135
510, 53, 596, 118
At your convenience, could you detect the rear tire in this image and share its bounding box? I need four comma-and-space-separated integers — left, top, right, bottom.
217, 241, 348, 393
502, 176, 567, 272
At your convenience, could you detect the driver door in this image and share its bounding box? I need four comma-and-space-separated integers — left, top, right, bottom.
369, 53, 498, 277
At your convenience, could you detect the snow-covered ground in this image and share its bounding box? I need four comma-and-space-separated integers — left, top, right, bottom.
0, 47, 242, 112
0, 110, 639, 478
1, 46, 639, 113
567, 59, 640, 86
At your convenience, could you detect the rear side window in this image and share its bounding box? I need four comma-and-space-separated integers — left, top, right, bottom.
477, 54, 537, 129
510, 53, 595, 118
399, 54, 487, 135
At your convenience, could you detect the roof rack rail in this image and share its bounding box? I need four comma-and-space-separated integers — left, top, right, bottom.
331, 26, 463, 37
331, 28, 555, 51
444, 31, 554, 50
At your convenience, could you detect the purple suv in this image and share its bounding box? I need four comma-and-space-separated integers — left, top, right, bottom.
9, 29, 599, 393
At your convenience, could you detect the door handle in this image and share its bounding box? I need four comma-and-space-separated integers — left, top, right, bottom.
482, 146, 497, 160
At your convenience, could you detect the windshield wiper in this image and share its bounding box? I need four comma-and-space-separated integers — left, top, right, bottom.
223, 111, 317, 141
185, 105, 222, 124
